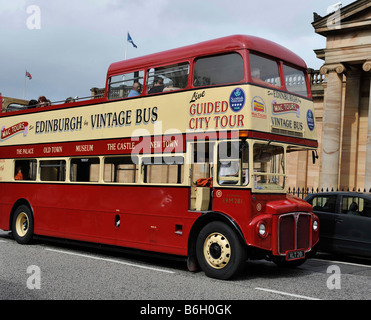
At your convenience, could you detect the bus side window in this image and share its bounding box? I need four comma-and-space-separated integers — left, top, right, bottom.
70, 157, 100, 182
283, 64, 308, 97
108, 71, 144, 100
14, 159, 37, 181
39, 160, 66, 181
104, 156, 138, 183
193, 53, 244, 87
147, 63, 189, 94
249, 53, 281, 88
142, 156, 184, 184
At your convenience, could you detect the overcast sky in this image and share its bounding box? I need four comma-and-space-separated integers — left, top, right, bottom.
0, 0, 355, 102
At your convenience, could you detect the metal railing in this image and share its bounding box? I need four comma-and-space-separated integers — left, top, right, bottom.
287, 187, 371, 199
4, 93, 105, 112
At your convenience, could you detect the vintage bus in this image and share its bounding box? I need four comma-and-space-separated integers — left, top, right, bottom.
0, 35, 319, 279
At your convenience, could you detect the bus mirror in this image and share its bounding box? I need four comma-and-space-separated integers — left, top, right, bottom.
312, 150, 319, 164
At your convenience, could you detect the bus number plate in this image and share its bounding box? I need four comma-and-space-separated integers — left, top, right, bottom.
286, 250, 304, 261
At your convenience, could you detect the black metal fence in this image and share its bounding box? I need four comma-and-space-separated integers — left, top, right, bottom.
287, 187, 371, 199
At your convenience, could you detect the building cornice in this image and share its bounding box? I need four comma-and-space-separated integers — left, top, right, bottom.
317, 44, 371, 65
312, 0, 371, 36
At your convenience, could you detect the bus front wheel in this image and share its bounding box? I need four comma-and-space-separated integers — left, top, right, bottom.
196, 221, 247, 280
12, 205, 34, 244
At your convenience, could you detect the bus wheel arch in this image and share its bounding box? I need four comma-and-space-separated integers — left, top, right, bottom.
10, 200, 34, 244
187, 212, 247, 279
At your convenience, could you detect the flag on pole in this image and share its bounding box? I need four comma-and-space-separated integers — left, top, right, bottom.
127, 33, 137, 48
25, 71, 32, 80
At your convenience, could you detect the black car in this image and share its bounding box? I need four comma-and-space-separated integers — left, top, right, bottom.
305, 192, 371, 257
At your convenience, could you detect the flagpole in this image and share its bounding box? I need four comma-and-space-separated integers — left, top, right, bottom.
125, 32, 128, 60
23, 69, 27, 99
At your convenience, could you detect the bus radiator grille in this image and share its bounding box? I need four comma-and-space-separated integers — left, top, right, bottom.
278, 213, 311, 254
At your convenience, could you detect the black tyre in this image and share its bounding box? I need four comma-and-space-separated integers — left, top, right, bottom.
12, 205, 34, 244
196, 221, 247, 280
274, 258, 307, 268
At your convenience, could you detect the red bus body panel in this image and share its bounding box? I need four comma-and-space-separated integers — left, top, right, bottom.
0, 182, 318, 258
0, 182, 200, 256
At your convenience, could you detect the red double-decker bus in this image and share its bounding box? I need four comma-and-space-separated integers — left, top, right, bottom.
0, 35, 319, 279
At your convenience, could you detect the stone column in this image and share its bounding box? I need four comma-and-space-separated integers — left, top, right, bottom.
340, 69, 361, 190
363, 61, 371, 191
319, 63, 345, 190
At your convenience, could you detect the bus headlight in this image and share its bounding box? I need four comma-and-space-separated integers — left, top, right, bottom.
257, 222, 268, 238
313, 220, 319, 232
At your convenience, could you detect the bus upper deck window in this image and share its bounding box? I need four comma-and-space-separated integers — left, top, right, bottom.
249, 53, 281, 88
283, 64, 308, 97
147, 63, 189, 94
108, 71, 144, 100
193, 53, 244, 87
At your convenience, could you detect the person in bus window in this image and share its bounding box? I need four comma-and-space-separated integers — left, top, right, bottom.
251, 68, 267, 86
65, 97, 75, 103
148, 77, 164, 94
251, 68, 261, 80
128, 82, 142, 97
38, 96, 51, 107
14, 167, 23, 180
28, 99, 38, 108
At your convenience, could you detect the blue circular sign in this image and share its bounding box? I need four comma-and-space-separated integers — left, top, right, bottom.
229, 88, 245, 112
307, 109, 315, 131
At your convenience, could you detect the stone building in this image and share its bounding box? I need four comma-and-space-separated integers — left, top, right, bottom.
289, 0, 371, 192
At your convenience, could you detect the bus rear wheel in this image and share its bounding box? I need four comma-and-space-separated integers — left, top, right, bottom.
196, 221, 246, 280
12, 205, 34, 244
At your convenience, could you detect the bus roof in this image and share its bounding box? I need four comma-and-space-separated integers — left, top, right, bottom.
107, 35, 308, 76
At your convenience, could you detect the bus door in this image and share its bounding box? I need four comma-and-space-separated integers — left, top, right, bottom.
189, 142, 214, 211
